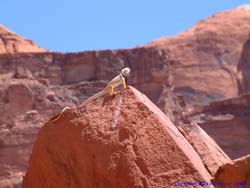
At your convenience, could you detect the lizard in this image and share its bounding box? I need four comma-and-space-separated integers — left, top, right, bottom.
49, 67, 130, 123
79, 67, 130, 107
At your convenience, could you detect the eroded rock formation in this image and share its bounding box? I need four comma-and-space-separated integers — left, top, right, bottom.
22, 87, 212, 188
0, 47, 177, 187
1, 5, 250, 187
0, 25, 46, 53
148, 7, 250, 103
191, 94, 250, 159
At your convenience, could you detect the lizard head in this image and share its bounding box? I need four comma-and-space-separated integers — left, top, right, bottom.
121, 67, 130, 77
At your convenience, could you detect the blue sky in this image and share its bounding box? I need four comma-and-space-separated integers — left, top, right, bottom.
1, 1, 249, 52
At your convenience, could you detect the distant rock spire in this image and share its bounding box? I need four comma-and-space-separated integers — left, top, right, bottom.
0, 24, 47, 53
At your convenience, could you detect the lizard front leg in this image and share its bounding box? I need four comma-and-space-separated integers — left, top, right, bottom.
122, 77, 126, 90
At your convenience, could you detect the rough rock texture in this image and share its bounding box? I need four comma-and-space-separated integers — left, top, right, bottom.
191, 94, 250, 159
0, 25, 46, 53
148, 6, 250, 103
22, 87, 212, 188
178, 122, 231, 175
213, 154, 250, 188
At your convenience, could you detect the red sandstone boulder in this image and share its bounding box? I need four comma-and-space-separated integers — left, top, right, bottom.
213, 154, 250, 188
22, 87, 212, 188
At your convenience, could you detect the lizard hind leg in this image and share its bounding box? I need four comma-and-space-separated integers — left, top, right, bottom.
107, 85, 114, 96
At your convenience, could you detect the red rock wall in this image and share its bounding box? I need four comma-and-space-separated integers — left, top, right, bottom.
193, 94, 250, 159
148, 8, 250, 103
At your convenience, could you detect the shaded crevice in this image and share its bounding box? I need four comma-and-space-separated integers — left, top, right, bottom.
237, 38, 250, 94
0, 35, 7, 53
214, 55, 238, 93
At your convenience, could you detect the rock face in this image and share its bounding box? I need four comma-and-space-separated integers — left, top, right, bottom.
148, 6, 250, 103
0, 47, 230, 187
213, 154, 250, 187
1, 6, 250, 188
0, 47, 177, 187
22, 87, 212, 188
0, 25, 46, 53
191, 94, 250, 159
0, 76, 78, 188
178, 123, 231, 175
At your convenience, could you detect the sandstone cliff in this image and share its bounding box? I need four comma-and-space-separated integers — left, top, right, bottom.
148, 6, 250, 103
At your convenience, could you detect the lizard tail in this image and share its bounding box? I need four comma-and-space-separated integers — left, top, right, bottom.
80, 89, 106, 107
49, 107, 71, 123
